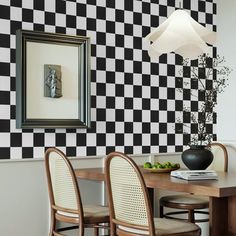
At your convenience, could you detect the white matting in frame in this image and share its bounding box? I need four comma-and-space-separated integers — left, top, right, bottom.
26, 41, 79, 119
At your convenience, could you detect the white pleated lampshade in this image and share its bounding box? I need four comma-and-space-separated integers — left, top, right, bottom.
145, 10, 216, 60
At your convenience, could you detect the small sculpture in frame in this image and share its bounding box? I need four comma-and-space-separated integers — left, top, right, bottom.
44, 64, 62, 98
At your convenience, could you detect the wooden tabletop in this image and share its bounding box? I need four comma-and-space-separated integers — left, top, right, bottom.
75, 167, 105, 181
75, 167, 236, 236
74, 167, 236, 198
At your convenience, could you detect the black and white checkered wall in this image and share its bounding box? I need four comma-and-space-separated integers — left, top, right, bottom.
0, 0, 216, 159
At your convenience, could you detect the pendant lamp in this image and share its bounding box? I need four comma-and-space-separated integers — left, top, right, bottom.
145, 9, 216, 60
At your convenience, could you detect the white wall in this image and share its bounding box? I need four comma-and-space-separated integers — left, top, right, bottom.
0, 160, 49, 236
0, 157, 105, 236
217, 0, 236, 143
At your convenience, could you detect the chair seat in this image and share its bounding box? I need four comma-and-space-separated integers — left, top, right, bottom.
160, 194, 209, 209
57, 204, 109, 223
119, 217, 200, 235
84, 205, 109, 218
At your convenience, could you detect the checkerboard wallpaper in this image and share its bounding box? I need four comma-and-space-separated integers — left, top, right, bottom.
0, 0, 216, 159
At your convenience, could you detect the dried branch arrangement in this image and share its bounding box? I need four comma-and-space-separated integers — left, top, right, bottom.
177, 54, 232, 145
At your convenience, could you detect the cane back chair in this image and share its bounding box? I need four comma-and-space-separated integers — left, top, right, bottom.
159, 142, 228, 223
105, 151, 201, 236
45, 147, 109, 236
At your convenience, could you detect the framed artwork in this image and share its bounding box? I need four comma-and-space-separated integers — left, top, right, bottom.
16, 30, 91, 128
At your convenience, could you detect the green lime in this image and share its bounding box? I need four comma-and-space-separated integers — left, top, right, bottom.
143, 162, 152, 168
157, 164, 164, 169
171, 163, 180, 168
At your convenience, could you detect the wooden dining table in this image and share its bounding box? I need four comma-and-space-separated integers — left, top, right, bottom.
74, 167, 236, 236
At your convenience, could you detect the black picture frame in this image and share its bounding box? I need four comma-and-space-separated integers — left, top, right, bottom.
16, 30, 91, 128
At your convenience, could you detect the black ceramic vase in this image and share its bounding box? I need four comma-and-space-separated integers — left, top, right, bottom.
181, 145, 213, 170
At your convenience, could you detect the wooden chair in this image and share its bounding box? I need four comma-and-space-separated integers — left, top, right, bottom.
159, 142, 228, 223
105, 151, 201, 236
45, 147, 109, 236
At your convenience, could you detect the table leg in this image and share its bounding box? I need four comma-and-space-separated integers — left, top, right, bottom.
228, 196, 236, 236
147, 187, 154, 212
209, 197, 228, 236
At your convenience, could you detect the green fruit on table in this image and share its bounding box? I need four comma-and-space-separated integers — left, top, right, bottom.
143, 162, 152, 168
144, 161, 180, 169
167, 162, 172, 167
157, 164, 164, 168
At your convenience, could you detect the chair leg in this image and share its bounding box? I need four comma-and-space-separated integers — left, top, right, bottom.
49, 213, 56, 236
188, 210, 195, 223
93, 226, 99, 236
78, 225, 84, 236
160, 205, 164, 218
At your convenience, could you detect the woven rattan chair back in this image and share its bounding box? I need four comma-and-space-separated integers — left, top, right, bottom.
45, 147, 82, 212
207, 142, 228, 172
45, 147, 84, 235
105, 152, 155, 236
